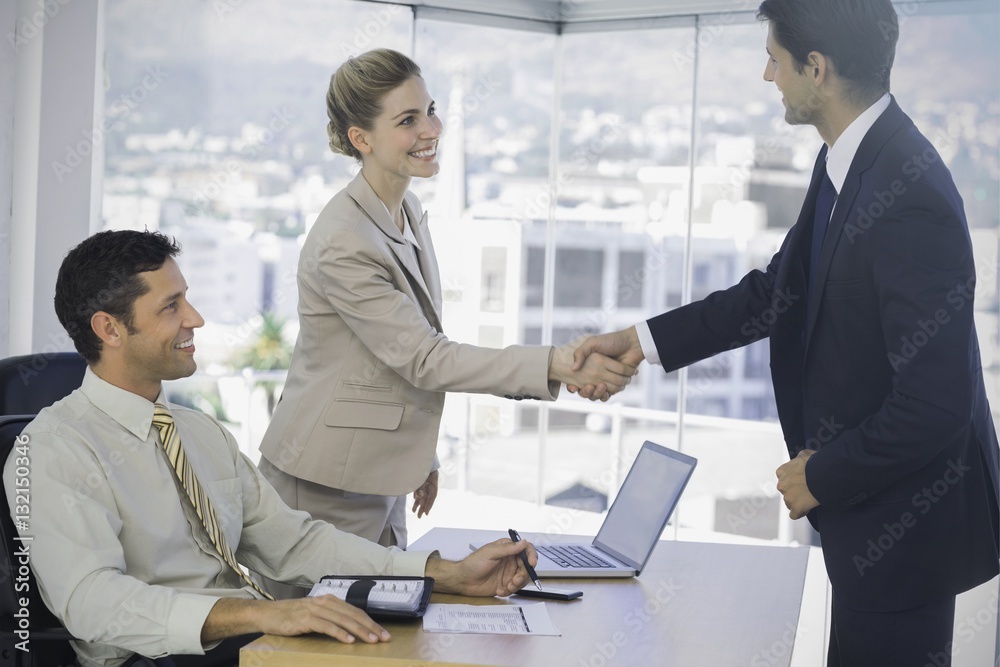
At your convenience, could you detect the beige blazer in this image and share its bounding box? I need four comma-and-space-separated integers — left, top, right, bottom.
260, 172, 558, 495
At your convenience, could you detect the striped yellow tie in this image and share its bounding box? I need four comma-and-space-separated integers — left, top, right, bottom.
152, 403, 273, 600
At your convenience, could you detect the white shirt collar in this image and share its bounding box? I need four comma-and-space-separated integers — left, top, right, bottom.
825, 93, 891, 194
378, 199, 421, 250
402, 208, 420, 249
80, 366, 166, 440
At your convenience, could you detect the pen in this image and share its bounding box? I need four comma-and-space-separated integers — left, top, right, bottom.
508, 528, 543, 591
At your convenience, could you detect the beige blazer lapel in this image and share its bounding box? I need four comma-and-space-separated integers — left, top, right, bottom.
346, 173, 442, 331
403, 195, 443, 323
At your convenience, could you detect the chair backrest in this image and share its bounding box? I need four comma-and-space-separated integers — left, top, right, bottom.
0, 417, 76, 666
0, 353, 87, 416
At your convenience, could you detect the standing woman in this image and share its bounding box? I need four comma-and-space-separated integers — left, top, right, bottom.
258, 49, 631, 561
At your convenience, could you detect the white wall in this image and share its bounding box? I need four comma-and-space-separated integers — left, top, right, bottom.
9, 0, 103, 357
0, 2, 16, 358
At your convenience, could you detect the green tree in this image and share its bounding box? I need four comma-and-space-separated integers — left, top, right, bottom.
234, 312, 293, 416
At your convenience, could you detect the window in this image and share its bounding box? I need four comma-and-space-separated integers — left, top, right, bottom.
480, 247, 507, 312
617, 250, 645, 309
99, 1, 1000, 518
553, 248, 603, 308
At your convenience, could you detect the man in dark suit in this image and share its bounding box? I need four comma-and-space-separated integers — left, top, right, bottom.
571, 1, 1000, 664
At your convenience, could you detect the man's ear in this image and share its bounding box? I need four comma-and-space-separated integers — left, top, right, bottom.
807, 51, 830, 85
91, 311, 125, 350
348, 126, 372, 156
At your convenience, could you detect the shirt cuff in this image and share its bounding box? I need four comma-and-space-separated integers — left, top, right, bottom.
389, 548, 433, 577
635, 321, 661, 366
166, 594, 221, 656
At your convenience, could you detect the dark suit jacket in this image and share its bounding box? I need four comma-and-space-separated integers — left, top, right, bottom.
648, 97, 999, 612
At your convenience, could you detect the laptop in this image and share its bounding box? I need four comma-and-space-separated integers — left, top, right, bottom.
476, 441, 697, 578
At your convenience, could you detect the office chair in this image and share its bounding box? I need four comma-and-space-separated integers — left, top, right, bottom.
0, 353, 86, 416
0, 416, 76, 667
0, 354, 84, 665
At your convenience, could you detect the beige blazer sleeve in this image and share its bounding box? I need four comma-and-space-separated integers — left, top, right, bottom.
260, 172, 558, 495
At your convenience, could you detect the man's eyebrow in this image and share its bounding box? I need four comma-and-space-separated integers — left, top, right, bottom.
158, 290, 185, 306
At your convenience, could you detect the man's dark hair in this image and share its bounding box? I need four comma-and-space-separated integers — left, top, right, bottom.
55, 230, 180, 363
757, 0, 898, 107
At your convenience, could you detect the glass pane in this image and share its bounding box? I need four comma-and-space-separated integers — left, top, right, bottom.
413, 19, 557, 496
680, 19, 815, 421
551, 27, 697, 414
414, 19, 556, 212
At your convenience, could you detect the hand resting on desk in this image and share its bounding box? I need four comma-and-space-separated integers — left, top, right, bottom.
200, 538, 538, 646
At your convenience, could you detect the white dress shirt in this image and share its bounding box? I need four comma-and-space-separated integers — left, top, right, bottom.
3, 368, 428, 667
636, 94, 891, 365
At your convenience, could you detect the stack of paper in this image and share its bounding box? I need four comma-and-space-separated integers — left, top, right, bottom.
422, 603, 561, 636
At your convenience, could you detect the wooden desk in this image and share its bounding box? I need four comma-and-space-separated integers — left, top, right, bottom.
240, 528, 810, 666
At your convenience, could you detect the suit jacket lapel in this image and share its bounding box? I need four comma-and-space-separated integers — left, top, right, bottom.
346, 173, 443, 331
803, 98, 908, 351
403, 195, 444, 322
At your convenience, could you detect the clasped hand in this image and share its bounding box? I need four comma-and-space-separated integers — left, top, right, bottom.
559, 327, 645, 401
550, 338, 637, 402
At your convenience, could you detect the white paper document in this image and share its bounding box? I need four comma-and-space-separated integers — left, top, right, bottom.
422, 602, 561, 636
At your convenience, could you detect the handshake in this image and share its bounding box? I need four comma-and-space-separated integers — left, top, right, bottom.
548, 326, 644, 402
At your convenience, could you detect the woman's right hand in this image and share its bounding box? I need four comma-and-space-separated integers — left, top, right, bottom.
548, 342, 636, 401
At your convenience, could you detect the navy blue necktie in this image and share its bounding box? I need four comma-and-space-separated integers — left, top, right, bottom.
809, 169, 837, 286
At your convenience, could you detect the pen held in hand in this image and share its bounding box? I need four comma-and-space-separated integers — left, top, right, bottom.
508, 528, 543, 591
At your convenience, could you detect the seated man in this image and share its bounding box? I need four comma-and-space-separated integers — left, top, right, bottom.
4, 230, 536, 667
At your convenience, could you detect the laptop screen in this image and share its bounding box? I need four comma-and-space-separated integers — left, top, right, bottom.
593, 441, 697, 574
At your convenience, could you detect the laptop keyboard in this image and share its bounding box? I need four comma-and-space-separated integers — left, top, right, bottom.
537, 545, 617, 568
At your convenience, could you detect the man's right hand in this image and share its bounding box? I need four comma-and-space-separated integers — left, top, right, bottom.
569, 327, 645, 400
203, 595, 391, 646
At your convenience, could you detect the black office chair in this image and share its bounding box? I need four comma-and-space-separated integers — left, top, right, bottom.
0, 416, 76, 667
0, 354, 85, 666
0, 353, 86, 416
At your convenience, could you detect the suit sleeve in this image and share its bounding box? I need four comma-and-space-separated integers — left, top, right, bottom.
806, 181, 979, 505
309, 227, 558, 400
648, 229, 794, 371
